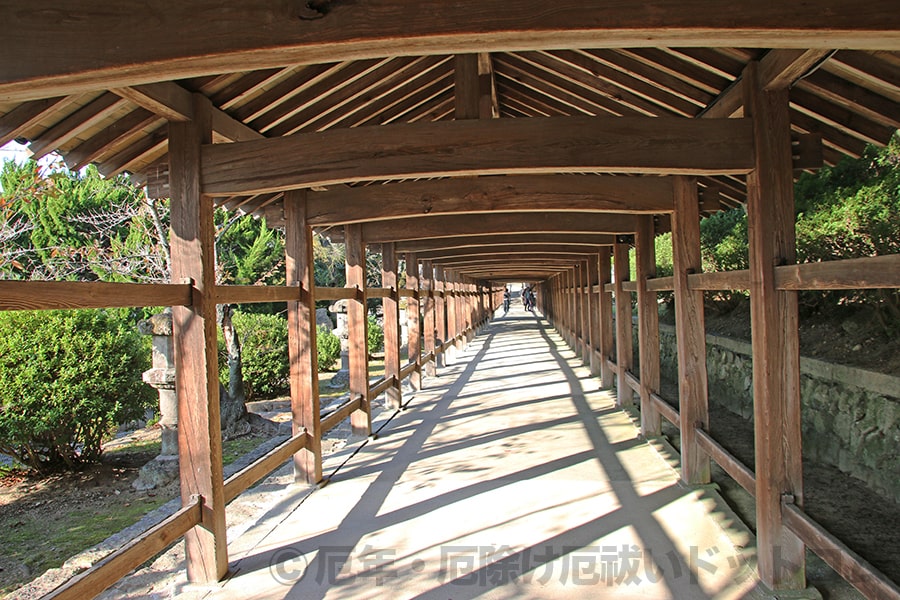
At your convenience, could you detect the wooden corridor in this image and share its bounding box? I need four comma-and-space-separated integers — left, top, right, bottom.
174, 306, 762, 600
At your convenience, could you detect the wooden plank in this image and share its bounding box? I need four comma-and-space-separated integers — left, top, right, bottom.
362, 213, 638, 243
417, 244, 604, 261
65, 108, 160, 170
695, 428, 756, 496
775, 255, 900, 290
201, 116, 754, 195
223, 432, 308, 503
650, 392, 680, 428
744, 62, 805, 590
368, 375, 396, 399
624, 370, 641, 393
0, 96, 73, 146
365, 288, 392, 299
5, 1, 900, 102
213, 285, 298, 304
400, 360, 418, 380
345, 223, 371, 437
620, 280, 638, 292
321, 396, 362, 433
646, 276, 675, 291
613, 242, 634, 408
44, 497, 202, 600
672, 176, 711, 486
314, 287, 358, 300
781, 501, 900, 600
406, 253, 422, 389
636, 215, 661, 437
0, 281, 191, 311
302, 175, 674, 225
688, 269, 751, 290
285, 190, 322, 485
27, 92, 127, 160
168, 93, 228, 583
381, 243, 402, 408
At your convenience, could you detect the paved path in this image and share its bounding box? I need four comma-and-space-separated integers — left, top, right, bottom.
198, 308, 765, 599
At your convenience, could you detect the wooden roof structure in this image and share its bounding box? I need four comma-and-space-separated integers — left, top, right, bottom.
2, 4, 900, 599
2, 4, 899, 282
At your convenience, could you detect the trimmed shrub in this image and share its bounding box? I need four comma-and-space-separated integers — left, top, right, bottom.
0, 309, 153, 472
367, 316, 384, 355
219, 311, 289, 400
317, 325, 341, 371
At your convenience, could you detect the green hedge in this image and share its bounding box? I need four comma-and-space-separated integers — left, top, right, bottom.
317, 326, 341, 371
0, 309, 153, 472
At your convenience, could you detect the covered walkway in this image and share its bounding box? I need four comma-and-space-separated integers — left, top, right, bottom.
201, 307, 760, 599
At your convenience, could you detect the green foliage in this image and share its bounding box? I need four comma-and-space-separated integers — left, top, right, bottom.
0, 309, 153, 472
367, 316, 384, 355
699, 207, 749, 273
317, 325, 341, 371
219, 311, 289, 399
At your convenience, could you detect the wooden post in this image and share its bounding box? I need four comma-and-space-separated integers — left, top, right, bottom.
672, 176, 711, 485
406, 253, 422, 389
345, 223, 371, 437
579, 260, 590, 362
588, 253, 601, 376
382, 243, 402, 409
598, 247, 615, 389
636, 215, 662, 437
453, 272, 465, 352
168, 93, 228, 583
422, 259, 436, 377
572, 265, 583, 358
614, 241, 634, 407
744, 62, 806, 591
434, 266, 446, 368
285, 190, 322, 484
566, 268, 576, 348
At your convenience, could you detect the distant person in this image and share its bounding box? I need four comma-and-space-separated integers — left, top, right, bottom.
503, 288, 511, 314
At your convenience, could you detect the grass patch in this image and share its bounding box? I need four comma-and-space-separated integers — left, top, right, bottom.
223, 434, 269, 466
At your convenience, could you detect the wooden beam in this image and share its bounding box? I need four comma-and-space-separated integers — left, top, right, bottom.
672, 176, 711, 486
345, 223, 371, 436
478, 53, 500, 119
455, 54, 480, 120
285, 190, 322, 484
362, 213, 638, 243
635, 215, 661, 437
113, 81, 262, 141
700, 49, 833, 118
6, 1, 898, 102
775, 255, 900, 289
168, 94, 228, 583
223, 432, 308, 503
744, 62, 806, 591
417, 244, 603, 260
302, 175, 674, 225
27, 92, 127, 160
0, 281, 191, 311
381, 243, 402, 408
394, 233, 616, 252
0, 96, 76, 146
200, 116, 754, 196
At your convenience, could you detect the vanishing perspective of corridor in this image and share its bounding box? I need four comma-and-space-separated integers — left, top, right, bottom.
190, 306, 763, 600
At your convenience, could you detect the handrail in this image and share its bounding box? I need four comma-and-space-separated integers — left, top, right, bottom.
649, 392, 680, 428
695, 428, 756, 496
223, 432, 309, 503
0, 281, 192, 311
782, 499, 900, 600
321, 395, 363, 432
44, 496, 203, 600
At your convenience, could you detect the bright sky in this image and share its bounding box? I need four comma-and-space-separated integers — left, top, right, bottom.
0, 140, 30, 164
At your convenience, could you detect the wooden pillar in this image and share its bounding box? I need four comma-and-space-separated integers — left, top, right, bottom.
745, 62, 806, 591
345, 224, 371, 437
434, 266, 446, 368
598, 247, 615, 389
381, 243, 402, 409
636, 215, 662, 437
453, 273, 465, 351
588, 253, 601, 377
168, 94, 228, 583
567, 268, 576, 347
285, 191, 322, 484
672, 176, 711, 485
572, 265, 583, 357
579, 260, 590, 362
406, 254, 422, 389
614, 241, 634, 407
422, 259, 436, 377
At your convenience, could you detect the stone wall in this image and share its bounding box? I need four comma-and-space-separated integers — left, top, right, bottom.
657, 323, 900, 503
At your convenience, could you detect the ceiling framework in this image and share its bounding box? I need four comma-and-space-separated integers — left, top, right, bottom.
1, 2, 898, 284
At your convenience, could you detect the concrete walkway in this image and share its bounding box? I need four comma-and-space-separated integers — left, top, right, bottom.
198, 307, 766, 599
